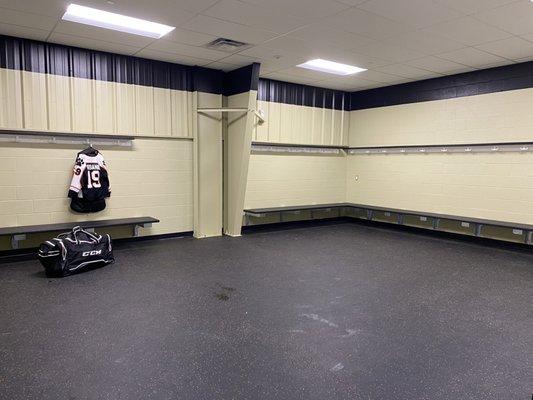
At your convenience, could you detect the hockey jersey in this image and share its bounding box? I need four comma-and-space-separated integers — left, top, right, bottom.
68, 147, 111, 213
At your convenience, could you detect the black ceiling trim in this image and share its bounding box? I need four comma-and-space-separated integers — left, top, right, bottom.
0, 34, 225, 94
258, 78, 350, 111
350, 62, 533, 111
224, 63, 261, 96
4, 35, 531, 108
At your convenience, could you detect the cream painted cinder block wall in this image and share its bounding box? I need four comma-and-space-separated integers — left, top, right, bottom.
244, 152, 347, 209
254, 100, 349, 146
350, 87, 533, 147
0, 68, 193, 139
225, 91, 256, 236
0, 138, 193, 250
346, 153, 533, 224
245, 100, 349, 211
348, 87, 533, 224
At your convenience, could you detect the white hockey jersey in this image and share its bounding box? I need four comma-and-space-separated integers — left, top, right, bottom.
68, 147, 111, 213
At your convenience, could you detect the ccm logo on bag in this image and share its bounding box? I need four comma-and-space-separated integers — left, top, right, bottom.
82, 250, 102, 257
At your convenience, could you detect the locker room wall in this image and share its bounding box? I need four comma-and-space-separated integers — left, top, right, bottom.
253, 100, 349, 146
0, 138, 193, 250
0, 35, 225, 248
244, 152, 346, 210
253, 79, 350, 147
244, 79, 349, 211
0, 68, 194, 138
347, 84, 533, 224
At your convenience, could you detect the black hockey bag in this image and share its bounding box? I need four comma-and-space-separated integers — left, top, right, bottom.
38, 226, 114, 277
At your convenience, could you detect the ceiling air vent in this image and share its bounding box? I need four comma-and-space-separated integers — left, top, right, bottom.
204, 38, 250, 52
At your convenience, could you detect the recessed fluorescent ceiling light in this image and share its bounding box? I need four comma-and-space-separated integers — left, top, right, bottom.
297, 59, 366, 76
62, 4, 175, 38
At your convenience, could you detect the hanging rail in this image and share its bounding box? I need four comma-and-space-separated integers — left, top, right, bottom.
197, 108, 265, 124
348, 141, 533, 155
0, 129, 134, 147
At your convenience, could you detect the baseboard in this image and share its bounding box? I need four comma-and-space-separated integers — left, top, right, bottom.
0, 231, 193, 264
243, 216, 533, 252
242, 217, 352, 234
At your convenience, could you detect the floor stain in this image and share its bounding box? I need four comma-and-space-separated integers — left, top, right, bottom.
214, 285, 236, 301
215, 293, 230, 301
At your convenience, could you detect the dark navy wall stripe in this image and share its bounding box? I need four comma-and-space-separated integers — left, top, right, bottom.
350, 61, 533, 111
5, 34, 531, 108
258, 78, 350, 111
0, 34, 224, 94
224, 63, 261, 96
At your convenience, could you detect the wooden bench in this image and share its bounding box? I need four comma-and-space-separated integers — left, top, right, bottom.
0, 217, 159, 249
243, 203, 533, 245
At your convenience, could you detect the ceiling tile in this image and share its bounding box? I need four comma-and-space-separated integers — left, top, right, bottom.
53, 21, 154, 48
202, 61, 240, 71
425, 16, 511, 46
182, 15, 278, 44
134, 48, 212, 65
202, 0, 307, 34
475, 1, 533, 36
514, 55, 533, 63
314, 81, 359, 91
239, 45, 303, 60
289, 24, 377, 51
258, 36, 316, 57
374, 64, 442, 79
352, 41, 425, 63
436, 47, 510, 68
335, 0, 369, 6
281, 66, 346, 81
322, 8, 412, 40
406, 56, 470, 74
77, 0, 196, 28
0, 7, 58, 31
239, 0, 351, 19
148, 39, 231, 61
165, 0, 220, 14
216, 53, 263, 66
355, 70, 407, 83
235, 47, 308, 72
164, 28, 217, 47
0, 0, 64, 18
434, 0, 518, 14
476, 37, 533, 60
318, 75, 386, 90
358, 0, 463, 29
386, 30, 465, 55
0, 22, 50, 41
325, 51, 392, 69
261, 71, 321, 85
48, 33, 141, 56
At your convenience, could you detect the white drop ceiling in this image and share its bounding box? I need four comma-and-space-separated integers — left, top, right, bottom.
1, 0, 532, 91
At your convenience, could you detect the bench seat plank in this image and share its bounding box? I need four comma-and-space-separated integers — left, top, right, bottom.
244, 203, 351, 214
244, 203, 533, 231
0, 217, 159, 237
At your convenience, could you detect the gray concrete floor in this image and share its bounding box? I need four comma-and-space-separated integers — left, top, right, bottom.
0, 221, 531, 399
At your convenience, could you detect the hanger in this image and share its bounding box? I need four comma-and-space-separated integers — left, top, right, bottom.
81, 139, 99, 156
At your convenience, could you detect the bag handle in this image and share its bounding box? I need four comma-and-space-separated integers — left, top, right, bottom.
71, 226, 100, 244
72, 226, 83, 244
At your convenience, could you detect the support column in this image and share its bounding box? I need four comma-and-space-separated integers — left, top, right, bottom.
193, 90, 223, 238
223, 64, 260, 237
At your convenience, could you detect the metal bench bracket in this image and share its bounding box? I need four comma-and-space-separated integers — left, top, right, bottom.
133, 223, 152, 237
11, 234, 27, 250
